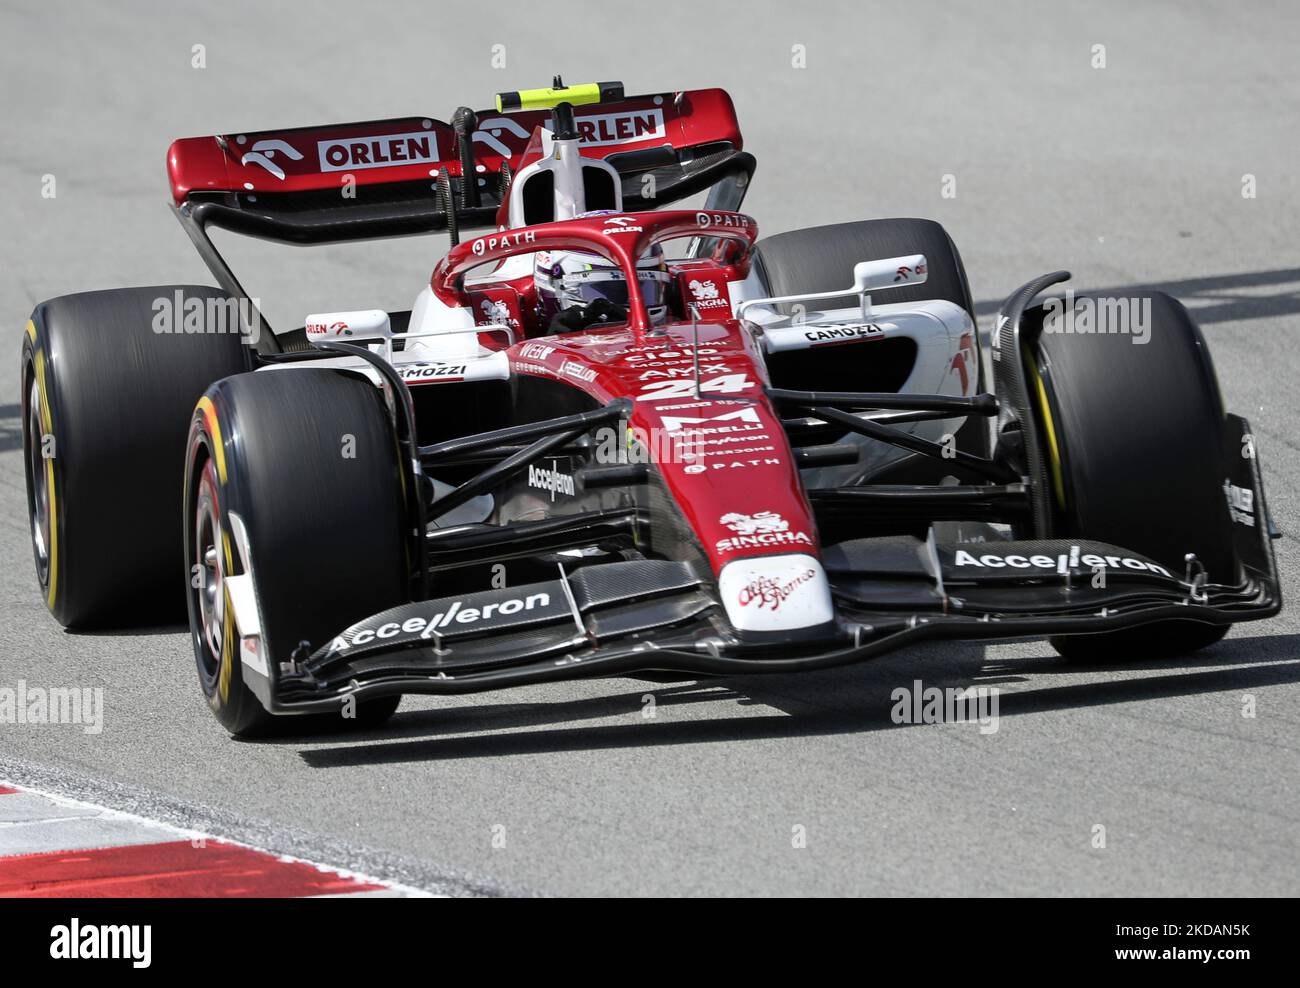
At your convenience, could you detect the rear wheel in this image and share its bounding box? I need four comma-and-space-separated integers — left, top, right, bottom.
751, 217, 978, 318
1031, 292, 1233, 661
185, 369, 409, 736
750, 218, 987, 461
21, 287, 252, 627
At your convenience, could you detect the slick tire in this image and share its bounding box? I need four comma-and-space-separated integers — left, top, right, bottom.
185, 368, 409, 737
751, 218, 987, 458
751, 218, 977, 320
21, 287, 253, 628
1030, 291, 1234, 662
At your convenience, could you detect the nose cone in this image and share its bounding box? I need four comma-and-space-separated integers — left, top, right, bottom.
717, 554, 834, 633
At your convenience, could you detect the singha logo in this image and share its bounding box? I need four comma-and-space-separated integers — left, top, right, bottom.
480, 298, 512, 324
688, 278, 721, 300
721, 511, 790, 536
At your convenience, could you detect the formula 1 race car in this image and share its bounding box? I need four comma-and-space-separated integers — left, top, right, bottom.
21, 80, 1281, 735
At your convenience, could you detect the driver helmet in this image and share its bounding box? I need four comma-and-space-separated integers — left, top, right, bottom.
534, 211, 671, 327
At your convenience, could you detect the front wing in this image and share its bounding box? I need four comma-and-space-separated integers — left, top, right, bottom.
273, 417, 1279, 713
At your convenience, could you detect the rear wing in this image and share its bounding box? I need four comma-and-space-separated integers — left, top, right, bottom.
167, 88, 754, 246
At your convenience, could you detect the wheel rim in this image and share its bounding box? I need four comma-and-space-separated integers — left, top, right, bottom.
193, 458, 226, 680
26, 375, 51, 585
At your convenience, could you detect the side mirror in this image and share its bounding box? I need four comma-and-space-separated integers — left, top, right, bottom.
304, 309, 391, 343
737, 253, 930, 323
852, 254, 928, 293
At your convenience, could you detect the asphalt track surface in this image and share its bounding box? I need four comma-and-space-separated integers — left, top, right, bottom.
1, 0, 1298, 896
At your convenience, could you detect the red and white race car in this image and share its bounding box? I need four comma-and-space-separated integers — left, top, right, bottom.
21, 80, 1279, 735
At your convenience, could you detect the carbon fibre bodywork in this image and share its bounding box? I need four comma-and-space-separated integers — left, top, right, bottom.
266, 408, 1279, 713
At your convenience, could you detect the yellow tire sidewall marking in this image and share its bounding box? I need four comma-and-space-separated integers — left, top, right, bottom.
218, 584, 235, 703
1028, 356, 1067, 511
32, 343, 60, 610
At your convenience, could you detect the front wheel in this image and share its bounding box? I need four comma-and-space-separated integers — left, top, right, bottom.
184, 368, 410, 736
1029, 291, 1234, 662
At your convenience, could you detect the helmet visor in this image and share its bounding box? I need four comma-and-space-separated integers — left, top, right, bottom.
561, 268, 670, 311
